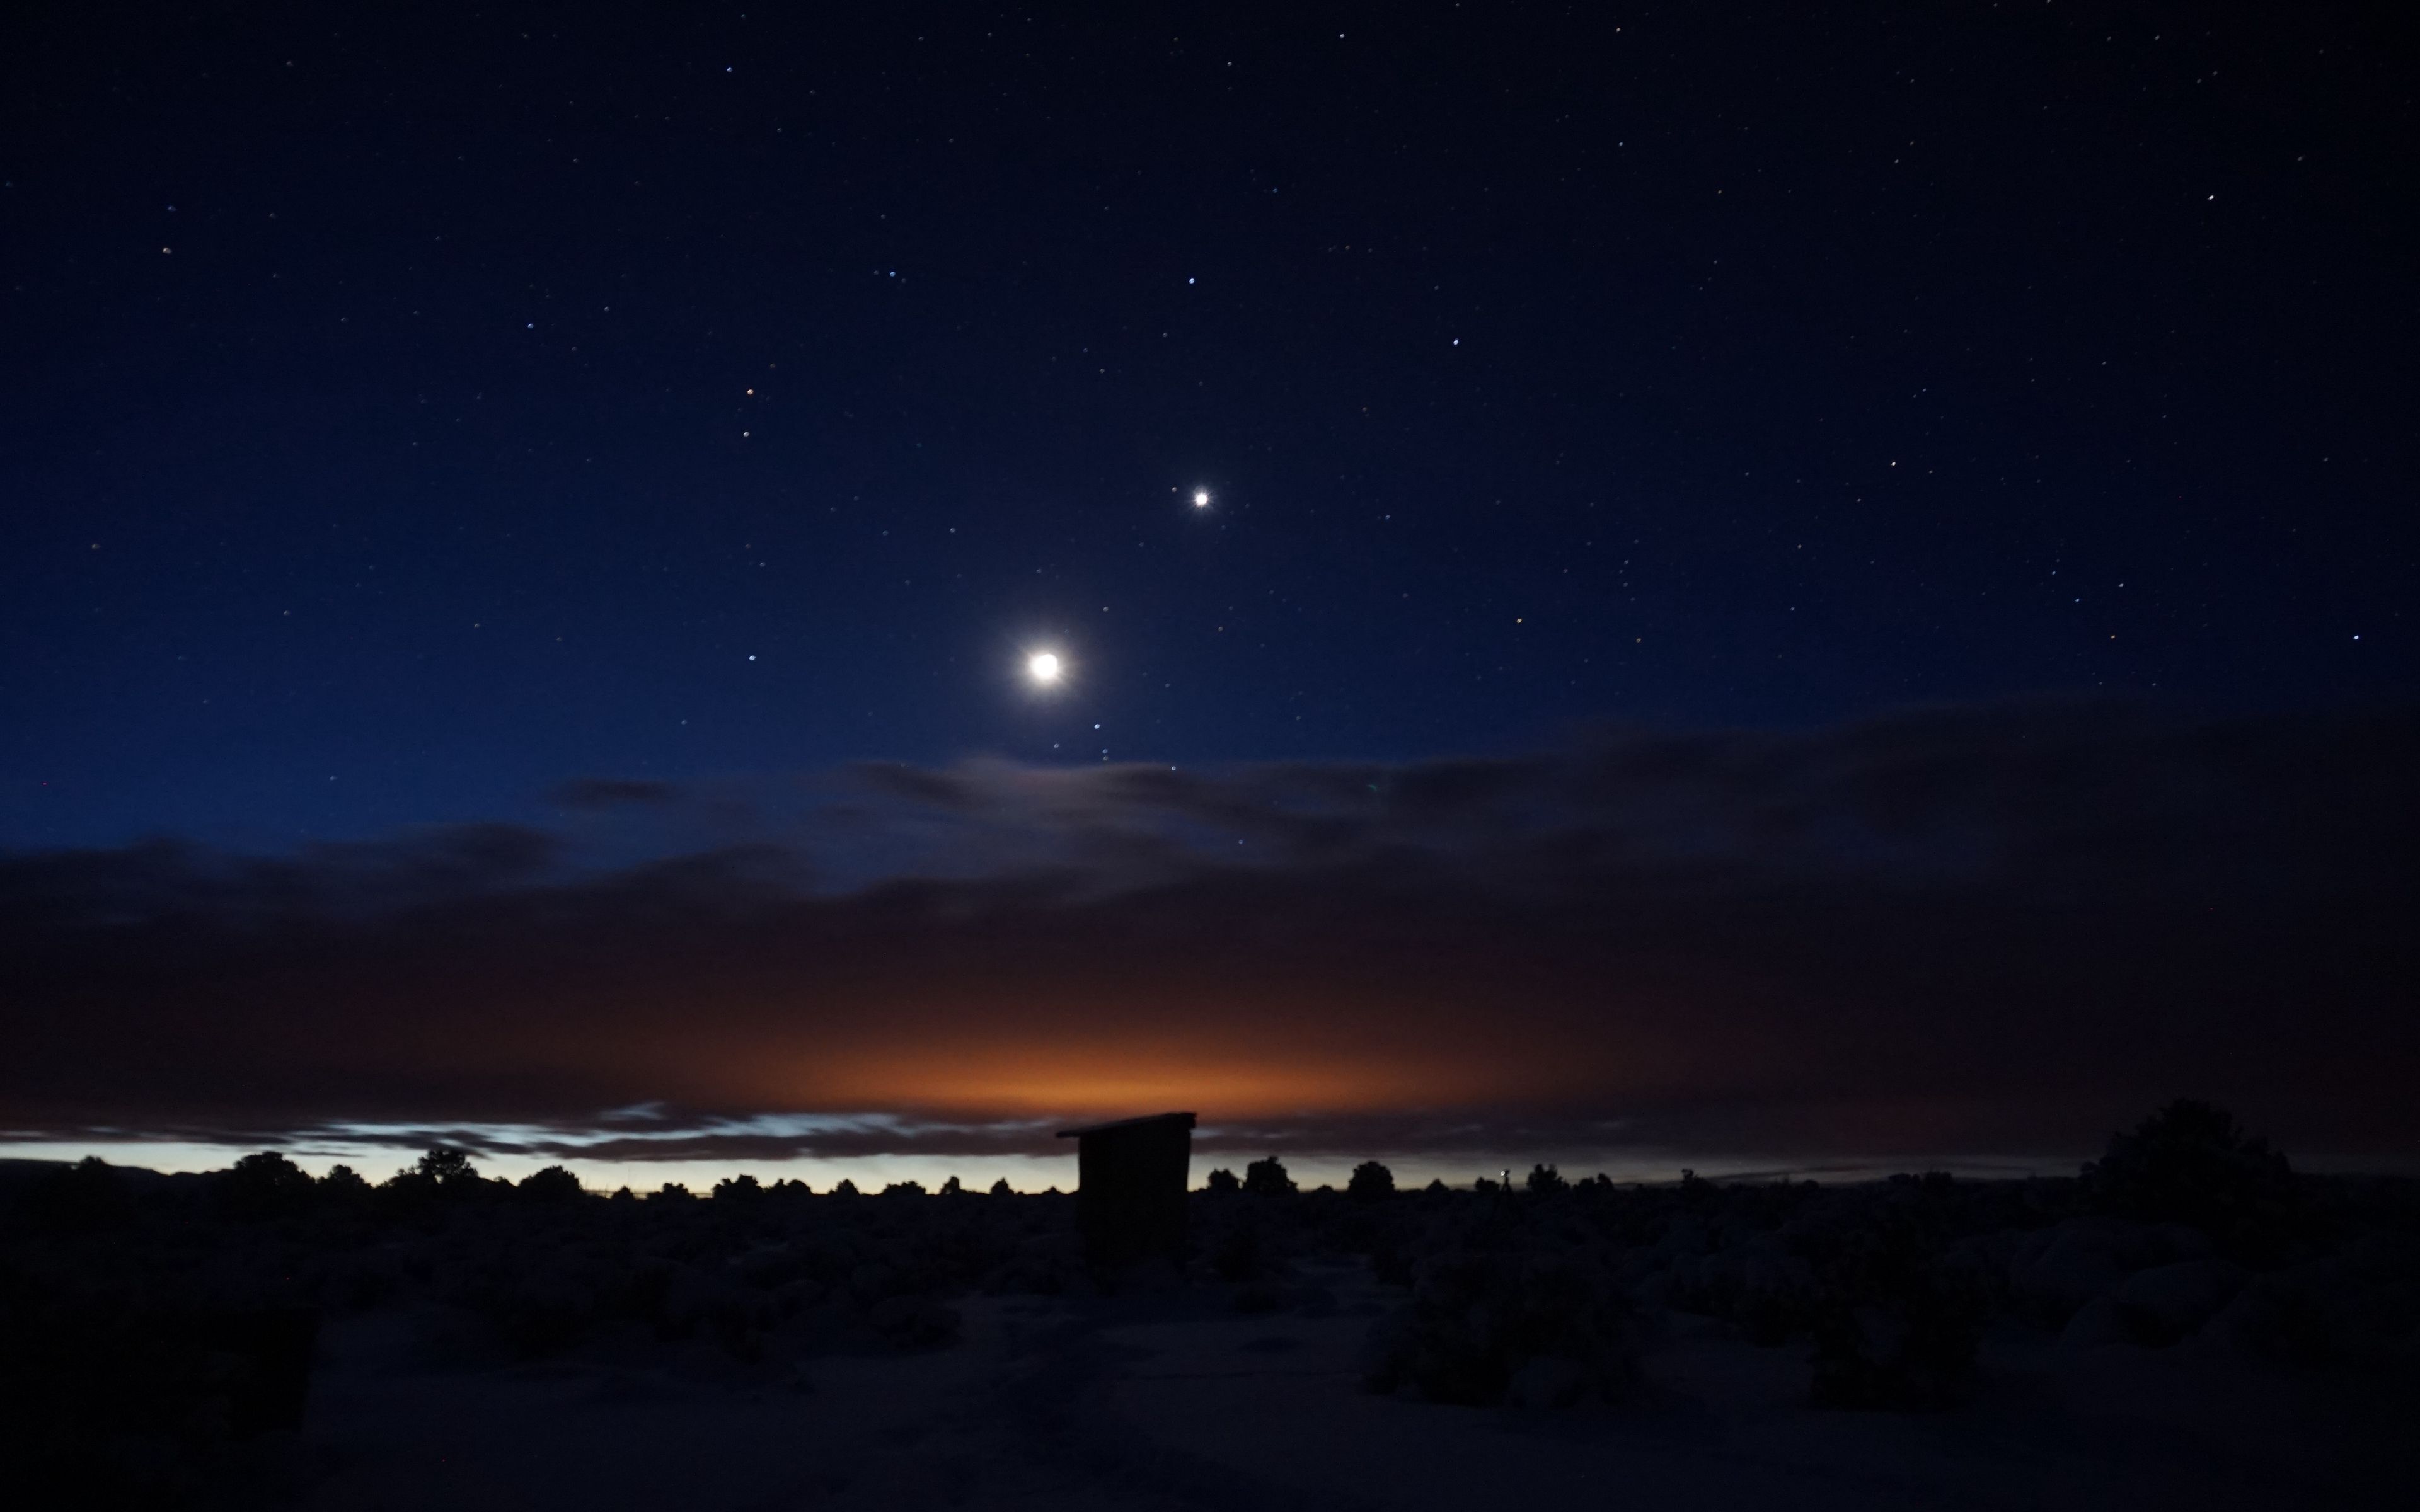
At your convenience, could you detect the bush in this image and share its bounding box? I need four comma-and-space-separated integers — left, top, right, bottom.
1209, 1208, 1271, 1284
413, 1146, 486, 1198
1204, 1167, 1241, 1194
1243, 1158, 1296, 1196
21, 1155, 130, 1232
1348, 1160, 1397, 1201
1807, 1285, 1979, 1410
519, 1166, 585, 1202
1364, 1245, 1638, 1406
217, 1150, 317, 1220
1525, 1164, 1569, 1196
1801, 1187, 1983, 1409
2083, 1099, 2302, 1262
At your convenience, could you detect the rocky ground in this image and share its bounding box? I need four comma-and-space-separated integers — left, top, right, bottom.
3, 1106, 2414, 1509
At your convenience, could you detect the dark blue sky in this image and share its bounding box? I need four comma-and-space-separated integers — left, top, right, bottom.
4, 1, 2412, 852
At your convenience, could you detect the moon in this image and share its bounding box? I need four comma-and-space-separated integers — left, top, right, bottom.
1027, 651, 1063, 685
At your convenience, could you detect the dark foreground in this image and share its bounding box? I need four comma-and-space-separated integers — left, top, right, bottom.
3, 1114, 2415, 1509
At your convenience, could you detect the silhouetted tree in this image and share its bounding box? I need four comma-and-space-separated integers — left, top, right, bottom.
1204, 1167, 1241, 1194
654, 1181, 694, 1201
518, 1165, 585, 1202
319, 1163, 370, 1201
940, 1176, 964, 1196
832, 1178, 860, 1197
1242, 1157, 1296, 1196
881, 1179, 926, 1196
989, 1177, 1015, 1196
2082, 1099, 2301, 1259
25, 1155, 129, 1231
712, 1173, 764, 1201
1349, 1160, 1397, 1201
1525, 1163, 1569, 1196
417, 1145, 482, 1193
218, 1151, 317, 1219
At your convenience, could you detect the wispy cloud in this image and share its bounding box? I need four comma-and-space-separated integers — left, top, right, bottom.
4, 701, 2415, 1163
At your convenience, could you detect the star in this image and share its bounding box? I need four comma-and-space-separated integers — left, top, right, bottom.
1192, 488, 1211, 508
1027, 651, 1063, 685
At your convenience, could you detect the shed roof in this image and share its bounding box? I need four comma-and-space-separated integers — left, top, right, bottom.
1056, 1111, 1197, 1139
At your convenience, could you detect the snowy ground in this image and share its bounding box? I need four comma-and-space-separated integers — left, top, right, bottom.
277, 1258, 2409, 1511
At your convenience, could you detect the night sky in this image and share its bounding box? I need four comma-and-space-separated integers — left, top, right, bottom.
4, 3, 2415, 1181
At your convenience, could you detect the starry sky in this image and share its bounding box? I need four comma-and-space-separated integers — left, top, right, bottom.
3, 3, 2415, 1178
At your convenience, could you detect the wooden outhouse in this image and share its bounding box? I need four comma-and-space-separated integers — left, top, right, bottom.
1056, 1111, 1197, 1267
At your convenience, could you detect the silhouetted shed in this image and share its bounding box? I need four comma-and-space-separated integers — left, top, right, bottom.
1057, 1111, 1196, 1266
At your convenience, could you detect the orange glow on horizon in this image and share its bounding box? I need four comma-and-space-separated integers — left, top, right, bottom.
446, 977, 1708, 1128
723, 1012, 1636, 1121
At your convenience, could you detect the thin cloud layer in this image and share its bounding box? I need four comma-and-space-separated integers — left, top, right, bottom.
4, 702, 2415, 1164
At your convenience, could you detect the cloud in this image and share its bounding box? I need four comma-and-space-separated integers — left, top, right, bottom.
3, 701, 2415, 1165
822, 700, 2420, 903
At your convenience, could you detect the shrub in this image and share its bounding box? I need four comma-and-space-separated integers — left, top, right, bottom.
1209, 1213, 1268, 1285
417, 1146, 484, 1194
1204, 1167, 1241, 1194
1807, 1290, 1977, 1410
1525, 1164, 1569, 1196
218, 1151, 317, 1220
1348, 1160, 1397, 1201
22, 1155, 130, 1232
2082, 1099, 2302, 1261
1364, 1245, 1638, 1406
1801, 1190, 1984, 1409
1243, 1158, 1296, 1196
518, 1166, 585, 1202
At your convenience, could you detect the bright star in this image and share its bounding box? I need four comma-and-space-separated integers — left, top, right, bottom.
1027, 651, 1063, 685
1192, 489, 1211, 507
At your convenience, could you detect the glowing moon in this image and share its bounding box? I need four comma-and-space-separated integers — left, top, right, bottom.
1192, 488, 1211, 507
1027, 651, 1063, 684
